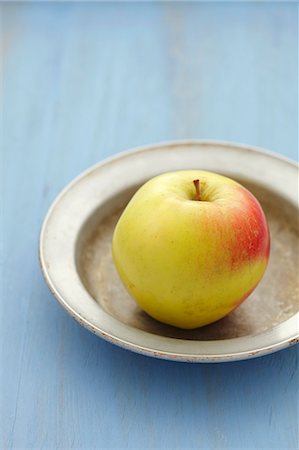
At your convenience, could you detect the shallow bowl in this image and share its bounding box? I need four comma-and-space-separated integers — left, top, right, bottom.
39, 141, 299, 362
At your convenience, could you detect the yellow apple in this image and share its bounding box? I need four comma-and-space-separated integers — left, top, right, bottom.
112, 171, 270, 329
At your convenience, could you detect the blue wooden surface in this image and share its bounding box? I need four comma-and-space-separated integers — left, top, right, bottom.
2, 2, 298, 449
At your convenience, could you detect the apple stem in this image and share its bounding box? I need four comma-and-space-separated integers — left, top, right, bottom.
193, 179, 201, 201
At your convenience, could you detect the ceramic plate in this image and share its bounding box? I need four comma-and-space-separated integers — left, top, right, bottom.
39, 141, 299, 362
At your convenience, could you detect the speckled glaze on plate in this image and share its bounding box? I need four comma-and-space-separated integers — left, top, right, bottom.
39, 141, 299, 362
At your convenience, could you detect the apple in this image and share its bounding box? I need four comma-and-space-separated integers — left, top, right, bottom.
112, 171, 270, 329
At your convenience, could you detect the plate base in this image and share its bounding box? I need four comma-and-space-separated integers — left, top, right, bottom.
77, 177, 299, 341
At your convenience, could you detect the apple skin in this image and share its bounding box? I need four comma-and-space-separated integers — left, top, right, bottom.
112, 171, 270, 329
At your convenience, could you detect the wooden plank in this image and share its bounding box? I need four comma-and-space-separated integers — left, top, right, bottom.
2, 2, 298, 449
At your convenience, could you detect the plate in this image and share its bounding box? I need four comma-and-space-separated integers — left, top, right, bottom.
39, 140, 299, 362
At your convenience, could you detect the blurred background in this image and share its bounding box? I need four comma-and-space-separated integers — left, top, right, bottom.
2, 2, 298, 449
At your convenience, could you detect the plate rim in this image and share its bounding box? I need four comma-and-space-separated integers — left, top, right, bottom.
39, 139, 299, 362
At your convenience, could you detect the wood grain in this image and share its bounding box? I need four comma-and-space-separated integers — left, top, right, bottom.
2, 2, 298, 449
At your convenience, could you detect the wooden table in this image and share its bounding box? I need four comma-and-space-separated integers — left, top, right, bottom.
2, 2, 298, 448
